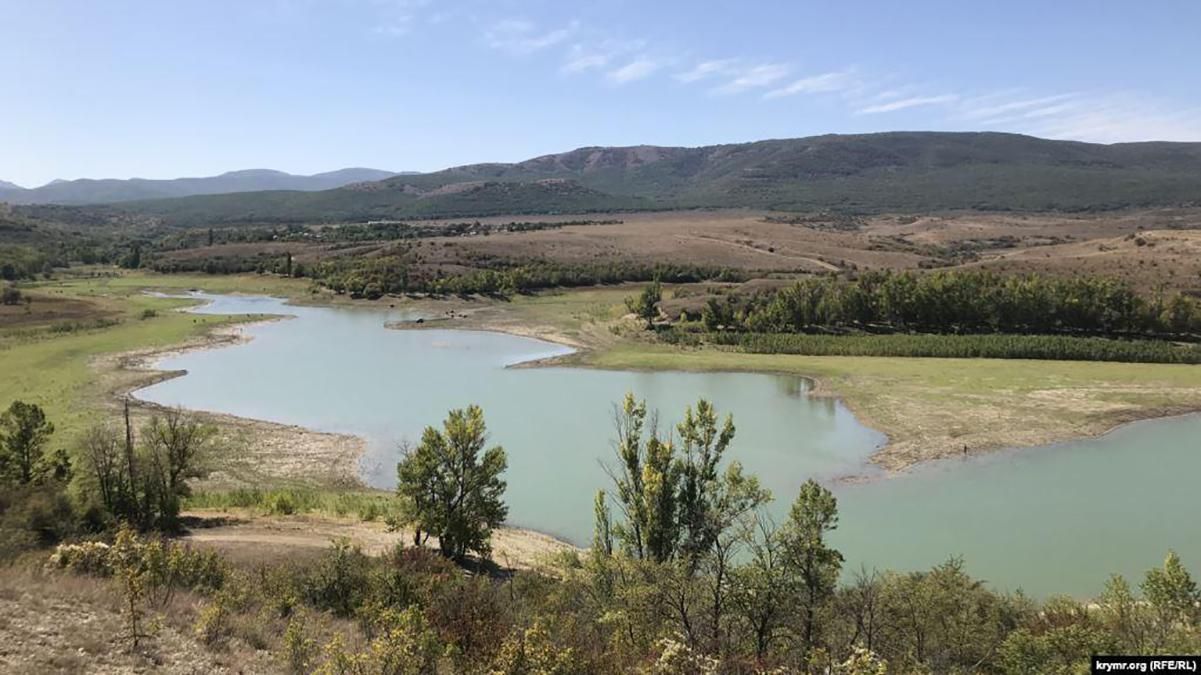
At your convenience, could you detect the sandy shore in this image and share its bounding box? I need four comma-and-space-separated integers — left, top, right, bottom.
180, 510, 578, 572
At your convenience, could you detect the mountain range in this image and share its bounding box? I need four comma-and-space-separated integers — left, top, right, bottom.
0, 168, 399, 205
8, 132, 1201, 224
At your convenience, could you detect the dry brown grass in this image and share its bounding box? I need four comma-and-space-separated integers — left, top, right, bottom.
0, 291, 117, 329
0, 564, 280, 674
153, 207, 1201, 295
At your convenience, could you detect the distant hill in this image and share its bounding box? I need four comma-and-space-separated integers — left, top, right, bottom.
19, 132, 1201, 224
0, 168, 398, 205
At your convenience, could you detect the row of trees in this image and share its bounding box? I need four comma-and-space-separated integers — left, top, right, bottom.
315, 256, 741, 299
703, 270, 1201, 338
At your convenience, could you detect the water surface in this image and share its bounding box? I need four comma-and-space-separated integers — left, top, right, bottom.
138, 293, 1201, 597
139, 294, 882, 542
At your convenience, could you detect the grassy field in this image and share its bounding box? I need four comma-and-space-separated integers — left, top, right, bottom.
579, 343, 1201, 469
0, 271, 316, 449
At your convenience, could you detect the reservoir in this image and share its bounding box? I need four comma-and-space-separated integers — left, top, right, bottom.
137, 293, 1201, 596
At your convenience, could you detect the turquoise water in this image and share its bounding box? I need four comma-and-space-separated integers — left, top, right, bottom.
138, 293, 883, 541
137, 293, 1201, 596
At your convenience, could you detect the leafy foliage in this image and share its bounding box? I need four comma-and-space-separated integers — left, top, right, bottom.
724, 270, 1201, 338
0, 400, 64, 485
394, 405, 508, 560
76, 404, 218, 531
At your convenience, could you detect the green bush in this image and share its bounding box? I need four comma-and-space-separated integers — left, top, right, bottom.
301, 540, 371, 617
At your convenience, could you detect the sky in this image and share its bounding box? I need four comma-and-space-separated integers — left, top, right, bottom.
3, 0, 1200, 187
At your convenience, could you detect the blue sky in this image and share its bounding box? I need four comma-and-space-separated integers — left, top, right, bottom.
3, 0, 1199, 186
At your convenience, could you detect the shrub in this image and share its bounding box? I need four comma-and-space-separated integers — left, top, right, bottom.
194, 600, 231, 646
1, 284, 20, 305
302, 540, 371, 617
283, 614, 318, 674
48, 530, 227, 596
48, 540, 113, 575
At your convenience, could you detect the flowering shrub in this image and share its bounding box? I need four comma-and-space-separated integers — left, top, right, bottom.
47, 530, 226, 593
47, 540, 112, 575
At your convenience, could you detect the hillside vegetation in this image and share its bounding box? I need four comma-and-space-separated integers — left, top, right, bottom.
69, 132, 1201, 226
0, 168, 398, 205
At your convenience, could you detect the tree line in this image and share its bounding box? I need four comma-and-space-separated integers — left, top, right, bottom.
313, 257, 743, 299
154, 219, 628, 250
701, 270, 1201, 339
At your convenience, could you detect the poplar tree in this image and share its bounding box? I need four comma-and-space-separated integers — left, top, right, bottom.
395, 405, 508, 561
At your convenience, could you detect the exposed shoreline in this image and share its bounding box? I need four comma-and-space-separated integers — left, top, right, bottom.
102, 302, 582, 561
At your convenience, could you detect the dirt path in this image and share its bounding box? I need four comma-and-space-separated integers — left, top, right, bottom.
181, 511, 579, 572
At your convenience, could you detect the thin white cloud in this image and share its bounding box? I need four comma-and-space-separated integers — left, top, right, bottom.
607, 58, 661, 84
1018, 96, 1201, 143
764, 71, 856, 99
560, 39, 646, 74
485, 18, 578, 54
366, 0, 433, 38
1022, 102, 1078, 119
858, 94, 958, 114
563, 51, 610, 73
958, 93, 1078, 120
711, 63, 790, 95
674, 59, 738, 83
372, 22, 413, 36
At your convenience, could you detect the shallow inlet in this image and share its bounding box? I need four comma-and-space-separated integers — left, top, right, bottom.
137, 293, 1201, 597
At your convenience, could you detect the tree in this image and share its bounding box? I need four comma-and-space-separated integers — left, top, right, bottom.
733, 516, 798, 661
0, 400, 60, 484
592, 489, 613, 558
140, 409, 218, 528
782, 478, 844, 658
78, 423, 131, 517
607, 393, 679, 563
395, 405, 508, 560
1142, 551, 1201, 648
605, 394, 766, 572
626, 279, 662, 329
76, 406, 215, 530
675, 399, 767, 569
120, 244, 142, 269
1, 284, 20, 305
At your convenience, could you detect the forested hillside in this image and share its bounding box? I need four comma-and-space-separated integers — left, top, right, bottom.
86, 132, 1201, 226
